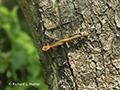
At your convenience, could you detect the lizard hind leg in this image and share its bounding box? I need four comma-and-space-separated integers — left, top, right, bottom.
66, 42, 70, 48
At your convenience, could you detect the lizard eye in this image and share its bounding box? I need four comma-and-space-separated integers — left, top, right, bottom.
44, 47, 47, 50
42, 46, 47, 51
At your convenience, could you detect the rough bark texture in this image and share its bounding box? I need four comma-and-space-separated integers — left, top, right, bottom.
17, 0, 120, 90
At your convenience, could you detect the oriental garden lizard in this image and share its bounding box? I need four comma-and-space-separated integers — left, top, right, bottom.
42, 34, 92, 51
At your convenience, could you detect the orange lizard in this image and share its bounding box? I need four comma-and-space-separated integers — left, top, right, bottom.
42, 34, 92, 51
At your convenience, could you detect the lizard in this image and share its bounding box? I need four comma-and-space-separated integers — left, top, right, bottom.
42, 34, 92, 51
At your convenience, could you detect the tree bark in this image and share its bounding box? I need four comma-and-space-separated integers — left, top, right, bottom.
17, 0, 120, 90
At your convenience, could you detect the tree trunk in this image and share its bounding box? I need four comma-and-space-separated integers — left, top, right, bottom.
17, 0, 120, 90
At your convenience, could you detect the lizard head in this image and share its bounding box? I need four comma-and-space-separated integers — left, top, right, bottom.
42, 45, 51, 51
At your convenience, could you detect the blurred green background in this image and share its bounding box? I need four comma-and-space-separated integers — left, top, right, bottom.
0, 0, 48, 90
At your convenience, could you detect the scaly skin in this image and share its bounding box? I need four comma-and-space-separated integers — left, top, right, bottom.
42, 34, 92, 51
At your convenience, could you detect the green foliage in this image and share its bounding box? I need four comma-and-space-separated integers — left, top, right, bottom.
0, 1, 48, 90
